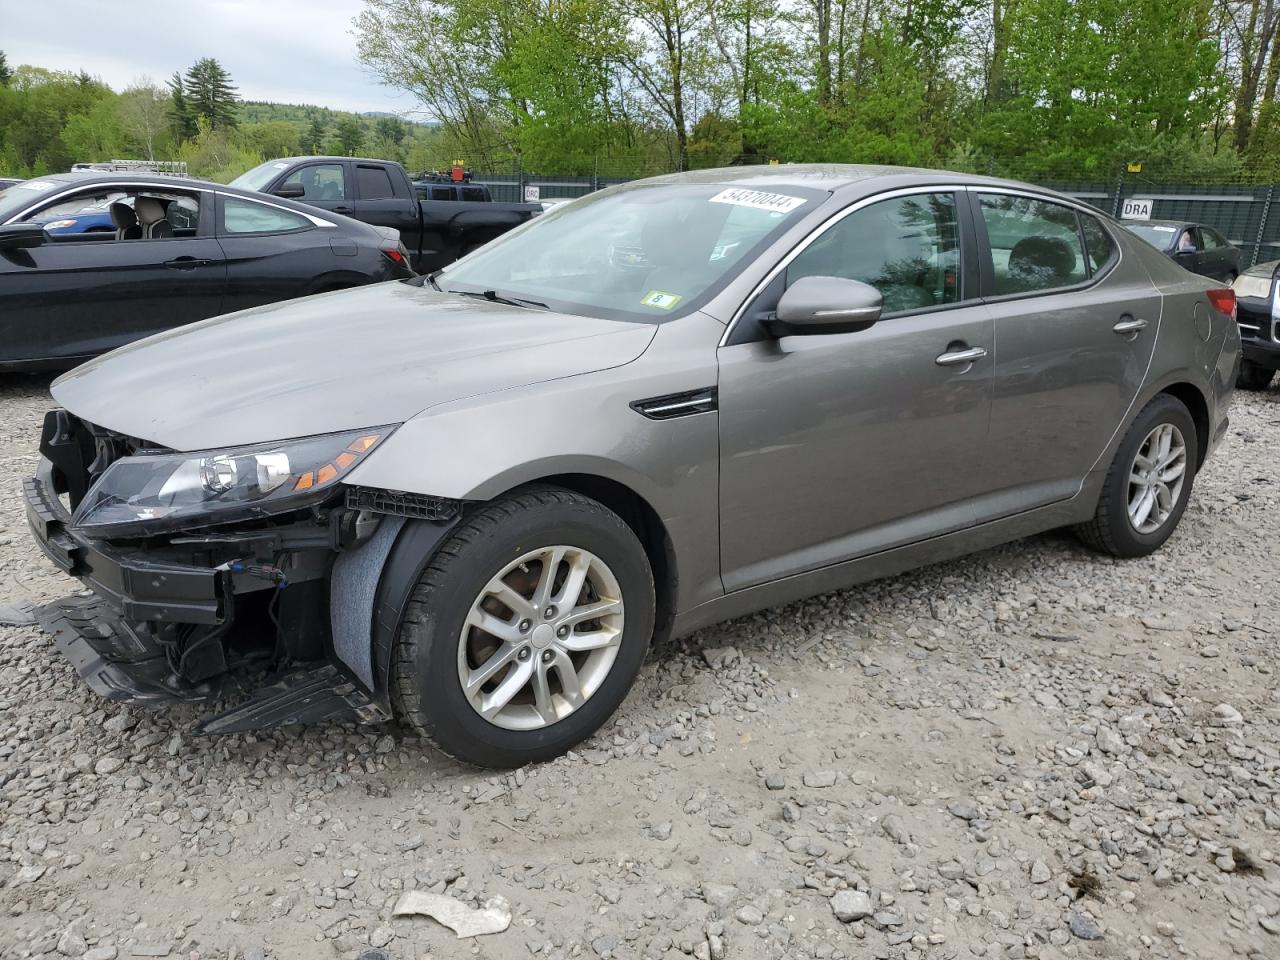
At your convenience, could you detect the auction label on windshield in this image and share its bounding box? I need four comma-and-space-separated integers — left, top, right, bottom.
641, 290, 684, 309
709, 188, 807, 214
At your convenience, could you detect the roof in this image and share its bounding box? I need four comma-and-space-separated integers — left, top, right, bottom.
1121, 219, 1190, 229
645, 163, 1094, 197
21, 171, 217, 191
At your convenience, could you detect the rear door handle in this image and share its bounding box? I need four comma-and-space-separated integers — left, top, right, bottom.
1112, 318, 1148, 335
332, 206, 352, 214
935, 346, 988, 366
164, 257, 212, 270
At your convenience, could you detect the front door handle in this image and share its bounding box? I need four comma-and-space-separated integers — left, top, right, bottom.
1113, 317, 1148, 335
935, 345, 988, 366
164, 257, 211, 270
332, 205, 352, 214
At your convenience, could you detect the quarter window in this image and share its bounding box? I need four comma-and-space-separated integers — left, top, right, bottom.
1080, 214, 1117, 273
978, 193, 1087, 294
786, 192, 962, 314
222, 197, 311, 234
282, 163, 346, 202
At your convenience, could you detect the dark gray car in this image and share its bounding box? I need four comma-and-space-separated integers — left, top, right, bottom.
25, 165, 1240, 767
1122, 219, 1242, 283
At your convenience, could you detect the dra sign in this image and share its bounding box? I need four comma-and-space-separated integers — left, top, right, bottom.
1121, 197, 1154, 221
524, 185, 541, 202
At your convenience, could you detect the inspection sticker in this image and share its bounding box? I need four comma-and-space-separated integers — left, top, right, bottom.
709, 188, 806, 214
17, 181, 54, 191
641, 290, 684, 309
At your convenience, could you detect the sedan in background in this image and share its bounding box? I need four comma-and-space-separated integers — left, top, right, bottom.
23, 166, 1238, 767
1122, 219, 1241, 283
0, 173, 414, 370
0, 177, 22, 191
1232, 261, 1280, 389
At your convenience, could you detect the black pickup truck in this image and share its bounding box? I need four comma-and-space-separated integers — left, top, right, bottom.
231, 157, 542, 273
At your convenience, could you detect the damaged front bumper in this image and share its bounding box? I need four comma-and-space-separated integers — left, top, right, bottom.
24, 458, 389, 733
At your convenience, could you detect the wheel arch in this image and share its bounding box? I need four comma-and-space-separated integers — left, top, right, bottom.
1157, 381, 1210, 470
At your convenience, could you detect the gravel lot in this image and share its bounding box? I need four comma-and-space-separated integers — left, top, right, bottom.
1, 374, 1278, 960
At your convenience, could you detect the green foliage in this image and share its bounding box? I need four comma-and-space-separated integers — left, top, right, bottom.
177, 118, 262, 181
182, 57, 240, 129
334, 116, 365, 155
0, 51, 12, 87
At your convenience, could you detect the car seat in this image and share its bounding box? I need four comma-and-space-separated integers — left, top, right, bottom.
1005, 237, 1076, 293
110, 202, 142, 240
134, 197, 173, 239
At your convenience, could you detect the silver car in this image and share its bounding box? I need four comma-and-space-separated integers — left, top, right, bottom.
25, 165, 1240, 767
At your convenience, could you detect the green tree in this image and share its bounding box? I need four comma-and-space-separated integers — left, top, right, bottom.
0, 51, 12, 87
241, 119, 302, 157
167, 71, 197, 142
334, 115, 365, 154
183, 57, 240, 129
118, 81, 169, 160
302, 117, 328, 152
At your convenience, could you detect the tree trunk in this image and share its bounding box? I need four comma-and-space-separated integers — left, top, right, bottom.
814, 0, 832, 105
986, 0, 1012, 106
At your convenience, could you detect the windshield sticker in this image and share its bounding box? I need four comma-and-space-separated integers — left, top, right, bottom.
1147, 225, 1176, 233
18, 181, 53, 191
272, 162, 288, 169
641, 290, 683, 310
709, 188, 807, 214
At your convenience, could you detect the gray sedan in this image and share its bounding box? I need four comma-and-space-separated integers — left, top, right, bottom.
26, 165, 1240, 767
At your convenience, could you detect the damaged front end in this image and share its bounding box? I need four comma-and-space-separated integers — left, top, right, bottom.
25, 410, 459, 734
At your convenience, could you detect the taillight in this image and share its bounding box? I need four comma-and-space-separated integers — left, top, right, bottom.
1206, 287, 1237, 322
381, 243, 408, 268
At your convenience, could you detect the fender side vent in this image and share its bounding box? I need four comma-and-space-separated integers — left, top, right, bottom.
346, 487, 462, 522
631, 387, 717, 420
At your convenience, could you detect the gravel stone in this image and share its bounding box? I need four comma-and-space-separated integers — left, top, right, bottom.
830, 890, 873, 922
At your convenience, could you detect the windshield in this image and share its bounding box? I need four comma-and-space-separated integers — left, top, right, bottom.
0, 178, 66, 222
230, 159, 293, 193
1123, 222, 1178, 250
440, 181, 825, 321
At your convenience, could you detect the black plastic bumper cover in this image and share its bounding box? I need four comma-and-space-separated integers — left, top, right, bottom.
24, 467, 226, 625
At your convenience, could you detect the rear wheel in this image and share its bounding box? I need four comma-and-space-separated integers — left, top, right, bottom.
1237, 359, 1275, 391
391, 487, 655, 767
1075, 394, 1198, 558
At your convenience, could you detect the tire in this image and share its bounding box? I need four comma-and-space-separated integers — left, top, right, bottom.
1075, 394, 1198, 558
1237, 359, 1275, 391
391, 487, 655, 767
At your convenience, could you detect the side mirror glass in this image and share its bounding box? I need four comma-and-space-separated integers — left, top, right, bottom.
766, 275, 883, 337
273, 182, 306, 200
0, 222, 47, 251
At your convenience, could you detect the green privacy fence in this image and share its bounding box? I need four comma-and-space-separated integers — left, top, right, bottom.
476, 168, 1280, 269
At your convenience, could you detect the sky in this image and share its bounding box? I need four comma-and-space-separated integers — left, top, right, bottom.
0, 0, 420, 115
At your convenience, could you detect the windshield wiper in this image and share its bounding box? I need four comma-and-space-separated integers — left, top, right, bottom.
447, 288, 548, 310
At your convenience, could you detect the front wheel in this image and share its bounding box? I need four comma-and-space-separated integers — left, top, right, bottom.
1237, 359, 1275, 391
1075, 394, 1198, 558
391, 488, 655, 767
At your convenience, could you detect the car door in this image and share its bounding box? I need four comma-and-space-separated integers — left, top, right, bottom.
717, 189, 995, 592
0, 186, 225, 366
974, 192, 1161, 511
352, 162, 422, 250
216, 194, 344, 313
1198, 226, 1235, 281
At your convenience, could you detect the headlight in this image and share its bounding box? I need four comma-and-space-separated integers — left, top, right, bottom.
71, 427, 395, 535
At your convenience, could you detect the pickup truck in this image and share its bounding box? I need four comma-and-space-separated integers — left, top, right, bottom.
230, 156, 543, 273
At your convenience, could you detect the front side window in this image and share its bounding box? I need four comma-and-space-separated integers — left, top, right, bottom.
1176, 229, 1199, 252
786, 192, 961, 314
283, 163, 346, 202
21, 188, 200, 240
978, 193, 1087, 294
441, 181, 822, 322
222, 197, 311, 234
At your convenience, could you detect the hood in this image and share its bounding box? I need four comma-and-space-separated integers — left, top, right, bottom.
53, 283, 657, 450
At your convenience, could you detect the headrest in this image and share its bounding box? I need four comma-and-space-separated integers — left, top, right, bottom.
134, 196, 167, 226
109, 202, 138, 229
1008, 236, 1075, 287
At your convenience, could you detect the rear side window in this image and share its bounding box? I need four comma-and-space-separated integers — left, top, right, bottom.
430, 186, 455, 201
222, 197, 311, 234
1201, 227, 1226, 249
356, 165, 396, 200
978, 193, 1087, 294
460, 186, 486, 202
1080, 214, 1117, 274
786, 192, 962, 314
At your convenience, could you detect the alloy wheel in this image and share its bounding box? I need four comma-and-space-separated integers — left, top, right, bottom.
456, 545, 625, 731
1127, 422, 1187, 535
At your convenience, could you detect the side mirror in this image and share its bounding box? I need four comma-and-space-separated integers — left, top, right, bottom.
273, 182, 306, 200
0, 222, 46, 251
766, 276, 882, 337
